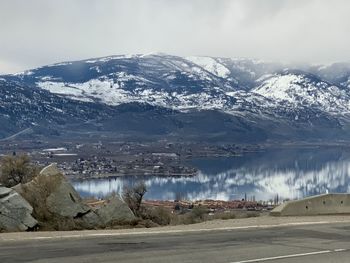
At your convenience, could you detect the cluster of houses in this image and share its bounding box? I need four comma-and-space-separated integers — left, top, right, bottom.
38, 151, 197, 179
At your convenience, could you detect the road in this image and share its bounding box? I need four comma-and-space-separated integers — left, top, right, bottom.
0, 219, 349, 263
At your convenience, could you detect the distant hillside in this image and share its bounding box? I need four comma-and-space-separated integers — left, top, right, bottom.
1, 53, 350, 142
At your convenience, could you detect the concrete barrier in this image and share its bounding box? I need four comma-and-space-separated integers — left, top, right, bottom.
271, 194, 350, 216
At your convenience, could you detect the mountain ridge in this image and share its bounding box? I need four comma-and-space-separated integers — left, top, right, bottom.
1, 53, 350, 142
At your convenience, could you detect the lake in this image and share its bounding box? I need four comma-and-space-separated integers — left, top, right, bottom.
72, 146, 350, 201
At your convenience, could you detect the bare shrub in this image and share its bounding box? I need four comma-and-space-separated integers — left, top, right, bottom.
144, 206, 172, 226
123, 181, 147, 217
0, 155, 39, 187
191, 206, 207, 220
173, 206, 208, 225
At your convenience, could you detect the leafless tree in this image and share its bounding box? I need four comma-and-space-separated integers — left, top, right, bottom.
123, 181, 147, 216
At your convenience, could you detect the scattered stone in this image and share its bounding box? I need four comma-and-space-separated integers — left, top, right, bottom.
0, 186, 37, 232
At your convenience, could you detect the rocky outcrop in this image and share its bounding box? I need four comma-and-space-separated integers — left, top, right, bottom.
0, 185, 37, 232
78, 197, 136, 229
39, 164, 135, 224
46, 178, 91, 218
18, 163, 90, 219
95, 197, 136, 225
78, 210, 102, 229
6, 164, 136, 231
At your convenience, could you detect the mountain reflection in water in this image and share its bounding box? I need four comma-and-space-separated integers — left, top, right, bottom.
72, 147, 350, 201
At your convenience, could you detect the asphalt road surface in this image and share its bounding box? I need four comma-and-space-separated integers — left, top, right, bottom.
1, 221, 349, 263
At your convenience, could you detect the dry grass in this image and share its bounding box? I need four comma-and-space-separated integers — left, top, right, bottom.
0, 155, 39, 187
142, 206, 172, 226
21, 174, 63, 222
133, 203, 263, 227
18, 173, 84, 231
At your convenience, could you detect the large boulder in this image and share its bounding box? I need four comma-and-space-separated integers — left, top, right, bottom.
18, 164, 90, 219
0, 185, 37, 232
78, 197, 136, 229
40, 163, 91, 218
45, 178, 91, 218
14, 164, 135, 230
78, 210, 102, 229
95, 196, 136, 225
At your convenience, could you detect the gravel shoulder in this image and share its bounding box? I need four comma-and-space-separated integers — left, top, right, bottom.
1, 214, 350, 242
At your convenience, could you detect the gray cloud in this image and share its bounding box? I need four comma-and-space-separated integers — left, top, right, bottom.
0, 0, 350, 73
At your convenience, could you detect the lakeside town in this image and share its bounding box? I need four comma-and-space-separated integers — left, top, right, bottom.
0, 140, 261, 180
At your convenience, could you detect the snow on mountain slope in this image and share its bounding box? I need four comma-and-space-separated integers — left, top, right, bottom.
3, 54, 350, 141
4, 53, 350, 123
186, 56, 230, 78
253, 72, 350, 114
37, 78, 237, 110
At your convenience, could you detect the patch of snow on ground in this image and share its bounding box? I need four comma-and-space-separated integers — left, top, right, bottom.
41, 76, 61, 81
140, 52, 168, 58
85, 55, 137, 63
50, 62, 73, 67
91, 66, 101, 73
12, 70, 34, 76
186, 56, 230, 78
37, 81, 83, 97
37, 79, 165, 106
253, 74, 304, 102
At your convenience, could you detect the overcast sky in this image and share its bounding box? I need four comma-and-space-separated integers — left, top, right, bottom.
0, 0, 350, 73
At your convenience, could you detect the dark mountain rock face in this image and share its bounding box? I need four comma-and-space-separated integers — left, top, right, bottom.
1, 53, 350, 142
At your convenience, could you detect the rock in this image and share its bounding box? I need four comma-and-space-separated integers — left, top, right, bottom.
11, 183, 24, 195
10, 164, 135, 230
40, 164, 91, 218
79, 210, 102, 229
79, 197, 136, 228
0, 187, 12, 198
46, 179, 91, 218
39, 163, 61, 177
0, 186, 37, 232
20, 164, 90, 219
96, 196, 136, 225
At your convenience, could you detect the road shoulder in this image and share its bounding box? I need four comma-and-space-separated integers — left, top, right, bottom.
1, 215, 350, 242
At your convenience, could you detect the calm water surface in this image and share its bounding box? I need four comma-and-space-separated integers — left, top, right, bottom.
72, 147, 350, 201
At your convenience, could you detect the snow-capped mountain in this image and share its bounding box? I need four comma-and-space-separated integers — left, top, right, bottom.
1, 53, 350, 142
